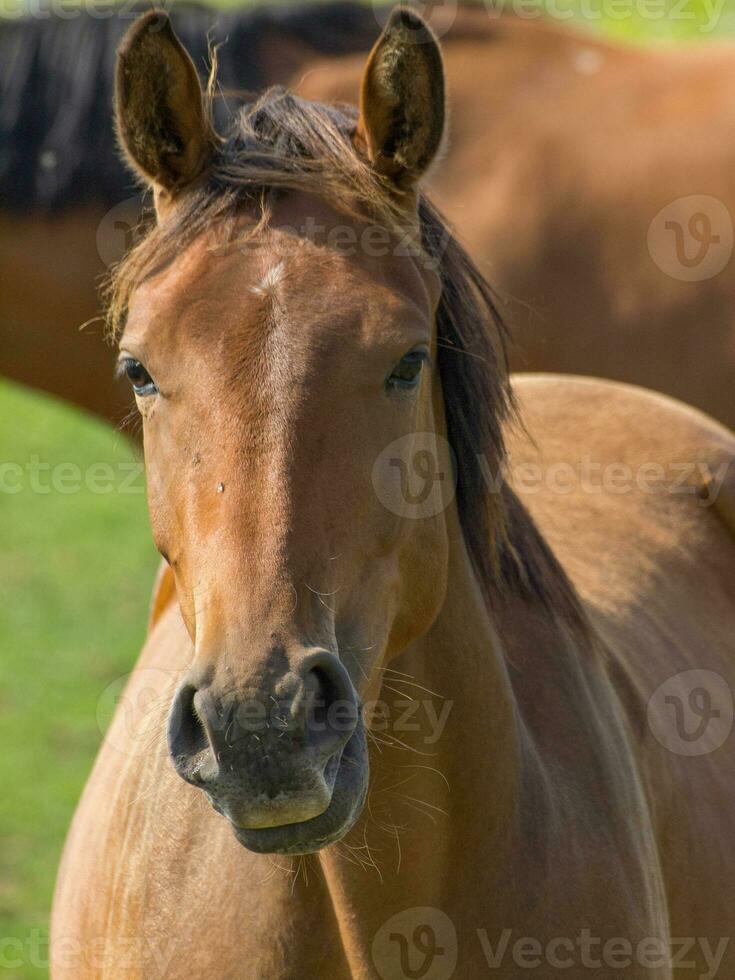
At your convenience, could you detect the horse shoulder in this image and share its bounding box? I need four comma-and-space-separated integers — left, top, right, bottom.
508, 372, 735, 683
510, 373, 735, 539
509, 374, 735, 952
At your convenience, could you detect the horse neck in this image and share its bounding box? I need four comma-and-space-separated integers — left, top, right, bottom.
310, 484, 631, 977
315, 497, 546, 950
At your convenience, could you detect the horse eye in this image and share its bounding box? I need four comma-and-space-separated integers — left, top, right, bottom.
118, 357, 157, 396
387, 350, 429, 391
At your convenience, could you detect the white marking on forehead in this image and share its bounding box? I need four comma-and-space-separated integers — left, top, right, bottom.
573, 48, 604, 75
249, 260, 286, 299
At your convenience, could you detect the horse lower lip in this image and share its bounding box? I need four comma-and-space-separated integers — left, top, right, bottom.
227, 727, 368, 854
232, 819, 339, 855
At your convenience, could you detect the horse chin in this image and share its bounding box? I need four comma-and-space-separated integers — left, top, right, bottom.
230, 723, 369, 856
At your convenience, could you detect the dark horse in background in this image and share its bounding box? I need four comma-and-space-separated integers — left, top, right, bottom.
5, 3, 735, 429
0, 0, 380, 423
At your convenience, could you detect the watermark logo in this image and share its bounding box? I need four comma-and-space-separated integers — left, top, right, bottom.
97, 667, 183, 759
370, 0, 460, 40
648, 196, 733, 282
647, 669, 733, 757
96, 196, 147, 269
372, 433, 456, 519
372, 907, 458, 980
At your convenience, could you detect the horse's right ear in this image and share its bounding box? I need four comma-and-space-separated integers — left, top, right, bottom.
356, 7, 445, 199
115, 11, 214, 208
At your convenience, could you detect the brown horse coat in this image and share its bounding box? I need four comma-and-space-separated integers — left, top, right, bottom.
297, 9, 735, 427
0, 2, 381, 423
52, 11, 735, 979
52, 375, 735, 979
6, 8, 735, 428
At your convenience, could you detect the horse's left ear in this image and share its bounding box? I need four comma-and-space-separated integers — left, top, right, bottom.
115, 11, 215, 210
356, 7, 445, 197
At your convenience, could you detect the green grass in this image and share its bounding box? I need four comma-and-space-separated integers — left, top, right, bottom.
0, 381, 157, 979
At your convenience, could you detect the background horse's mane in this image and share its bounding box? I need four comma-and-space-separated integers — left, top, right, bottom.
108, 86, 587, 628
1, 0, 545, 214
0, 0, 380, 211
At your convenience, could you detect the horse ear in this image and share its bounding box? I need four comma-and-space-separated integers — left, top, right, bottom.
115, 11, 214, 204
356, 7, 445, 195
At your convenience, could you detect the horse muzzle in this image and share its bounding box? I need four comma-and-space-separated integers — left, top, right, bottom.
167, 649, 369, 853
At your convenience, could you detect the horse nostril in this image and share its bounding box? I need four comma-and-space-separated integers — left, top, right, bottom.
299, 652, 359, 761
168, 684, 214, 783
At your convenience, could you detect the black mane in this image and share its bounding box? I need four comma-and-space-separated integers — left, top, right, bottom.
0, 0, 379, 211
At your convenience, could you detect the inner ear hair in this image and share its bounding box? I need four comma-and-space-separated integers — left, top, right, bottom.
358, 6, 446, 190
115, 10, 215, 194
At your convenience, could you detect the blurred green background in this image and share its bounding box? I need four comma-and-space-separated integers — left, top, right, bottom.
1, 0, 734, 976
0, 381, 157, 978
4, 0, 735, 38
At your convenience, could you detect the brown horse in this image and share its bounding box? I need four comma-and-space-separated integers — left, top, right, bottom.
8, 6, 735, 431
0, 1, 381, 424
52, 10, 735, 978
297, 8, 735, 428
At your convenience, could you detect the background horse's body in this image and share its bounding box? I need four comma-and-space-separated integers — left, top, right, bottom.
52, 376, 735, 979
0, 207, 130, 420
299, 12, 735, 427
6, 7, 735, 427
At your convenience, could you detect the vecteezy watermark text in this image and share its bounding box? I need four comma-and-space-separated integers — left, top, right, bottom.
97, 667, 454, 759
478, 929, 728, 977
372, 433, 732, 519
373, 908, 729, 980
0, 456, 144, 495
